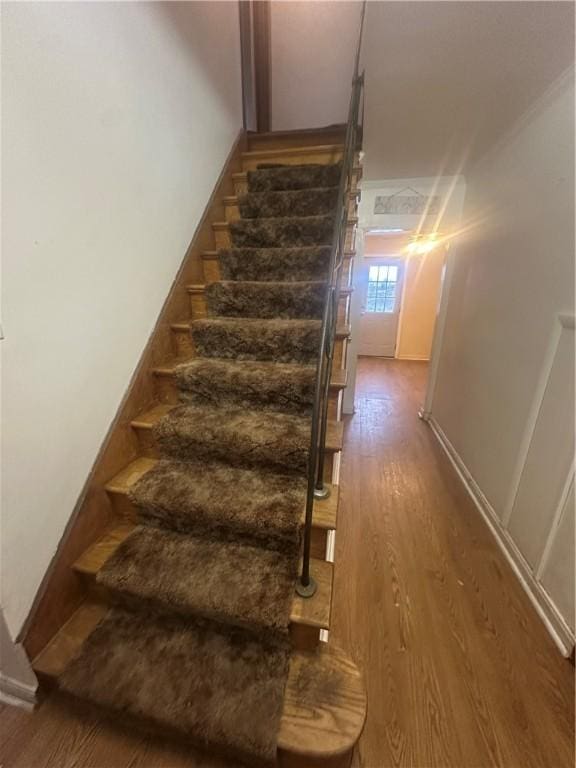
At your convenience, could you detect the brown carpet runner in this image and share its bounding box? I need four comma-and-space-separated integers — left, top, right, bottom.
60, 163, 340, 765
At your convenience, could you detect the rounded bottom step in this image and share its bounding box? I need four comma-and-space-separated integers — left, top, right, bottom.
278, 644, 366, 766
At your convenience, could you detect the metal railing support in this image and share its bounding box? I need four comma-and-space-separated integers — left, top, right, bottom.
296, 1, 366, 599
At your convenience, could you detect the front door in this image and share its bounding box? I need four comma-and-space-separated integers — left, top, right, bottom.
358, 260, 403, 357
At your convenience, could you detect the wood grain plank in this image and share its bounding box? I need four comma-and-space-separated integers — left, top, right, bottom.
330, 358, 575, 768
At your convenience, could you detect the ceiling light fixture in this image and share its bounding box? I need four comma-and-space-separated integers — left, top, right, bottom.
405, 233, 442, 256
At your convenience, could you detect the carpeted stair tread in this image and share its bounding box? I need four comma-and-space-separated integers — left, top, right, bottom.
52, 150, 351, 763
229, 215, 334, 248
205, 280, 326, 319
219, 246, 332, 282
192, 317, 321, 363
239, 187, 339, 219
98, 526, 296, 634
247, 163, 341, 193
154, 404, 310, 473
130, 458, 304, 551
60, 607, 288, 766
176, 358, 316, 413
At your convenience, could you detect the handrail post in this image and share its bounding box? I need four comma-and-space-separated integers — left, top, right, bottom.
314, 288, 336, 499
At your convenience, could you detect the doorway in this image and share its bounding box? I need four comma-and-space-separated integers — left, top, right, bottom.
358, 259, 404, 357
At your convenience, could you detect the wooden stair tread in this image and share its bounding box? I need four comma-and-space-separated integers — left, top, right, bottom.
153, 356, 348, 391
130, 404, 174, 429
241, 143, 344, 160
106, 458, 339, 531
131, 404, 344, 453
32, 602, 365, 759
104, 457, 157, 494
73, 524, 134, 575
73, 527, 333, 631
245, 126, 346, 151
278, 645, 367, 758
33, 602, 108, 680
330, 368, 347, 389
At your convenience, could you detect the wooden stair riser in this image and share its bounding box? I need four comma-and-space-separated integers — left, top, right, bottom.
323, 453, 336, 485
289, 623, 321, 652
310, 527, 329, 560
328, 389, 342, 422
246, 128, 346, 152
241, 145, 344, 172
222, 195, 358, 223
201, 253, 354, 286
188, 287, 350, 323
333, 336, 348, 370
338, 293, 350, 325
170, 322, 349, 363
212, 221, 357, 251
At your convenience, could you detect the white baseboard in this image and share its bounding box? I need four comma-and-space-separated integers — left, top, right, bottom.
0, 673, 37, 711
396, 354, 430, 361
429, 417, 575, 657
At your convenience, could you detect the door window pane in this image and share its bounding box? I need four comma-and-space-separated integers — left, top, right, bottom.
366, 264, 398, 313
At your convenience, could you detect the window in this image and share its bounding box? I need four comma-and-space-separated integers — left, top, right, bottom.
366, 265, 398, 313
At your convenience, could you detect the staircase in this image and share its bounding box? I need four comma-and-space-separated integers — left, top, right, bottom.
30, 133, 366, 767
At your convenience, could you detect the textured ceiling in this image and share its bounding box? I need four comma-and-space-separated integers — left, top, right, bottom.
361, 1, 575, 179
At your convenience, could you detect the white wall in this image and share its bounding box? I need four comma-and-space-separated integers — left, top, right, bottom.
360, 1, 575, 179
396, 247, 444, 362
1, 1, 242, 641
271, 1, 361, 131
429, 69, 575, 651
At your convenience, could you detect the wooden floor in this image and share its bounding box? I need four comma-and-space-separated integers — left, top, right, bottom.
1, 358, 574, 767
333, 358, 575, 768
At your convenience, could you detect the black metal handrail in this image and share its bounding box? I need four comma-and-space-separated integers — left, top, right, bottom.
296, 2, 366, 598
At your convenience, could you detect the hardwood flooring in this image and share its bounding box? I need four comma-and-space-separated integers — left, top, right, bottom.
333, 358, 574, 768
1, 357, 573, 767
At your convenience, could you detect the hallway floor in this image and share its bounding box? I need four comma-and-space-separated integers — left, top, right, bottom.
0, 358, 574, 768
332, 357, 574, 768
